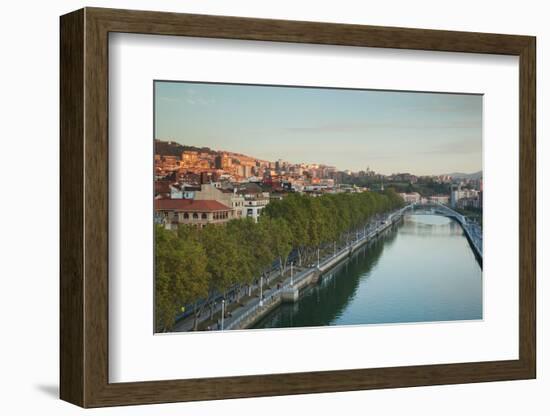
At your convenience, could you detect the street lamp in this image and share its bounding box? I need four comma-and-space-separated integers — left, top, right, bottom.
317, 248, 320, 268
259, 275, 263, 306
221, 299, 225, 330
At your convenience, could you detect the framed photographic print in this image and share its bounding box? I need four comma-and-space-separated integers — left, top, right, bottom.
60, 7, 536, 408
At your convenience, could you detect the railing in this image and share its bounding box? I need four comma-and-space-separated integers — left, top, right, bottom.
225, 285, 282, 330
226, 264, 321, 330
415, 202, 482, 258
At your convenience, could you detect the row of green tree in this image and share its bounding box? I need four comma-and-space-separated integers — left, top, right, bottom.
344, 177, 451, 196
155, 189, 404, 332
382, 181, 450, 197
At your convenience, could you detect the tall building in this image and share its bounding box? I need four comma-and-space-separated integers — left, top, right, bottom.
450, 183, 461, 208
214, 153, 232, 170
181, 151, 198, 166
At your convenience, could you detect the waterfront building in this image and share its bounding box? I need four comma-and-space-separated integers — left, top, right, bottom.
154, 199, 233, 229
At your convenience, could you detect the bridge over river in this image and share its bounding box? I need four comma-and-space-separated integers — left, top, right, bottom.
411, 202, 483, 265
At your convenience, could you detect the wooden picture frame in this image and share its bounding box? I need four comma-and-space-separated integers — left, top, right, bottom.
60, 7, 536, 408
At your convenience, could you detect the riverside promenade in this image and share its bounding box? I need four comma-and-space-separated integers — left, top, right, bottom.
173, 205, 412, 332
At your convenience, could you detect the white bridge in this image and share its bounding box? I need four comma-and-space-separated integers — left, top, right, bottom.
410, 202, 483, 264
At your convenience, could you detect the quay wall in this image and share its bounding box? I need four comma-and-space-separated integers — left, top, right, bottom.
233, 295, 282, 330
459, 224, 483, 267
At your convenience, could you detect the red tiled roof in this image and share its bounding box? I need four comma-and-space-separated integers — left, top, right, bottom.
155, 199, 231, 212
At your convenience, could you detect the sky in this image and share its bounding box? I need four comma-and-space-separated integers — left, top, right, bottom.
154, 81, 482, 176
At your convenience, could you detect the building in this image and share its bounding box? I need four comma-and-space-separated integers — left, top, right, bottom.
181, 151, 199, 166
160, 155, 179, 171
154, 199, 233, 229
450, 184, 461, 207
390, 173, 418, 183
154, 180, 172, 199
243, 195, 269, 221
237, 163, 253, 178
214, 153, 232, 170
168, 183, 197, 199
451, 183, 480, 208
428, 195, 450, 205
236, 183, 270, 222
456, 196, 481, 210
169, 183, 183, 199
399, 192, 421, 203
194, 183, 246, 219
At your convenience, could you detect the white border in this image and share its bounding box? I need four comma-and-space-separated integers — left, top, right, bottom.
109, 33, 519, 383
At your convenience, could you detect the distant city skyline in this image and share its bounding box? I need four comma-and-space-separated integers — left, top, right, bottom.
155, 81, 482, 176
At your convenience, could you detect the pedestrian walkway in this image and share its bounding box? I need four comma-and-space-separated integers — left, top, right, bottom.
172, 267, 286, 331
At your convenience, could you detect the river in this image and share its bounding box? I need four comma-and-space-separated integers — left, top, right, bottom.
252, 213, 482, 329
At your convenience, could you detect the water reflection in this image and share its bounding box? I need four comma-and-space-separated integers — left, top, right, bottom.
253, 214, 482, 329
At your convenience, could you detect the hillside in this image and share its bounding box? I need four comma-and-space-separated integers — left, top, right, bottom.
445, 171, 482, 180
154, 139, 214, 157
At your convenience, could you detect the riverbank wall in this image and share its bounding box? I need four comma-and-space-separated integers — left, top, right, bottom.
460, 224, 483, 267
436, 207, 483, 267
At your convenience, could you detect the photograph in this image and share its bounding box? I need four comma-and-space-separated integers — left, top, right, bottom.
153, 81, 483, 333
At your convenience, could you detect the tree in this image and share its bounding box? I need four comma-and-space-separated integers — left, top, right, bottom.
194, 224, 243, 329
226, 218, 273, 299
260, 216, 292, 276
155, 225, 209, 332
263, 194, 310, 265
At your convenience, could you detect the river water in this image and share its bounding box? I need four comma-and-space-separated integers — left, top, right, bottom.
252, 213, 482, 329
